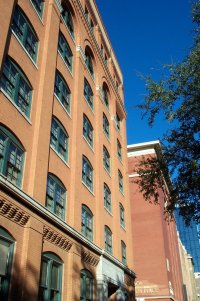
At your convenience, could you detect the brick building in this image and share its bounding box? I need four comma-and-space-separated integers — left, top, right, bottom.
127, 141, 184, 301
0, 0, 135, 300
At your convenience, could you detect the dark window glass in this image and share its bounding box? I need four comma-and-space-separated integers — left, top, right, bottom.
12, 6, 38, 61
1, 58, 32, 116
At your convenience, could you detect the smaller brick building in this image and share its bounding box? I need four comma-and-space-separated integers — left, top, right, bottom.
127, 141, 184, 301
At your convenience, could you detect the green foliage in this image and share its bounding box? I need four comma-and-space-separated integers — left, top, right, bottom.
136, 0, 200, 224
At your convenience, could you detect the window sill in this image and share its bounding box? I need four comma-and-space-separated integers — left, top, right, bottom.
54, 93, 71, 119
0, 88, 32, 125
119, 190, 124, 196
58, 51, 73, 77
46, 206, 65, 222
103, 130, 110, 143
83, 95, 94, 114
50, 145, 70, 168
85, 64, 95, 84
12, 30, 39, 69
29, 0, 44, 24
60, 15, 76, 45
104, 207, 113, 216
83, 136, 94, 152
103, 167, 111, 178
120, 225, 126, 231
82, 181, 94, 196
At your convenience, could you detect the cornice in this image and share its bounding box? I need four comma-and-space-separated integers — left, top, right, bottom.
0, 175, 135, 278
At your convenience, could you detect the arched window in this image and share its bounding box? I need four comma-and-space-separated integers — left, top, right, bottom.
12, 5, 38, 61
104, 226, 112, 254
58, 32, 73, 72
46, 174, 66, 220
84, 78, 93, 110
0, 228, 15, 301
104, 183, 111, 212
80, 269, 93, 301
50, 117, 69, 162
61, 2, 74, 38
118, 170, 123, 193
0, 125, 24, 186
121, 241, 127, 265
83, 114, 93, 147
82, 156, 93, 192
81, 205, 93, 241
103, 146, 110, 173
54, 71, 71, 113
39, 253, 63, 301
102, 83, 109, 109
85, 48, 94, 79
102, 113, 109, 139
117, 139, 122, 161
1, 58, 32, 117
119, 203, 125, 228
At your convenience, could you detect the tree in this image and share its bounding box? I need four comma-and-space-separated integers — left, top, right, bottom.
136, 0, 200, 225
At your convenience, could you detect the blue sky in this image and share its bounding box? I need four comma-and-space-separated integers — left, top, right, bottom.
96, 0, 194, 144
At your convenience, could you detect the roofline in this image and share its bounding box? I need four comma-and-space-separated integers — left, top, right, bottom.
127, 140, 161, 151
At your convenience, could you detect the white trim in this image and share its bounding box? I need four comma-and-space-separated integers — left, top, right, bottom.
0, 175, 135, 277
0, 88, 32, 125
58, 51, 73, 77
29, 0, 44, 23
76, 45, 86, 61
127, 140, 160, 150
137, 296, 175, 301
12, 30, 39, 69
54, 93, 71, 119
60, 15, 76, 44
54, 0, 63, 13
129, 173, 139, 178
128, 148, 156, 157
50, 145, 70, 168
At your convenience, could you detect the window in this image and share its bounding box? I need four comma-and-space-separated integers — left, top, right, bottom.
121, 241, 127, 265
104, 183, 111, 212
103, 113, 110, 138
31, 0, 44, 18
119, 203, 125, 228
0, 125, 24, 187
39, 253, 63, 301
81, 205, 93, 241
58, 32, 73, 71
104, 54, 108, 66
85, 50, 94, 78
118, 170, 123, 193
1, 58, 32, 117
83, 114, 93, 147
105, 226, 112, 254
103, 146, 110, 173
90, 20, 94, 32
12, 6, 38, 61
82, 156, 93, 192
117, 139, 122, 161
54, 71, 71, 113
84, 78, 93, 110
46, 174, 66, 220
85, 6, 89, 21
116, 113, 120, 131
80, 269, 93, 301
61, 3, 74, 38
0, 228, 14, 301
102, 85, 109, 109
50, 118, 68, 162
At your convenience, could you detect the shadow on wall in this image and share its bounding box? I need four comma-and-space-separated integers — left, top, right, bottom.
9, 260, 40, 301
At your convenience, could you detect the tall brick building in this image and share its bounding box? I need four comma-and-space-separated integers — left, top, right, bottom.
127, 141, 184, 301
0, 0, 135, 300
